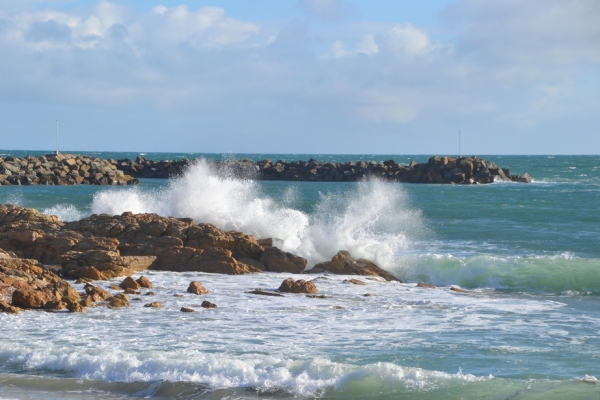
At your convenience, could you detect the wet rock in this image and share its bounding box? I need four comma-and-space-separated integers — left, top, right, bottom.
201, 300, 217, 308
136, 275, 153, 288
0, 300, 22, 314
187, 281, 209, 295
180, 307, 195, 312
119, 276, 140, 290
278, 278, 317, 294
344, 279, 366, 285
450, 285, 467, 293
108, 293, 130, 308
306, 250, 400, 282
416, 282, 436, 289
108, 284, 122, 291
144, 301, 162, 308
247, 289, 284, 297
260, 247, 307, 273
85, 286, 112, 302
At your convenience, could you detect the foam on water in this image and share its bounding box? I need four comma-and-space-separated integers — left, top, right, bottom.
91, 161, 427, 267
0, 346, 486, 397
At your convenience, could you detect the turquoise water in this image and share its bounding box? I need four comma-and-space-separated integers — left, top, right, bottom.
1, 152, 600, 399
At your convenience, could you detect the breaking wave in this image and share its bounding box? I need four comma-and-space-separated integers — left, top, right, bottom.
91, 160, 428, 267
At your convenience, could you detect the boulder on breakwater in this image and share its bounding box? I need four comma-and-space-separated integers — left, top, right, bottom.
0, 154, 531, 185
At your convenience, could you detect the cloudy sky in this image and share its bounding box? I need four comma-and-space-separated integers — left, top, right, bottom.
0, 0, 599, 154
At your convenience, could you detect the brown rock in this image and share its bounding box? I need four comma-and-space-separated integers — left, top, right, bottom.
180, 307, 195, 312
119, 276, 140, 290
416, 282, 436, 289
108, 284, 122, 290
201, 300, 217, 308
260, 247, 307, 273
12, 288, 54, 309
0, 300, 21, 314
184, 248, 261, 275
108, 293, 130, 308
80, 295, 93, 307
187, 281, 209, 295
86, 286, 112, 302
67, 302, 87, 312
278, 278, 317, 294
306, 250, 400, 282
144, 301, 162, 308
136, 275, 153, 288
185, 223, 234, 250
68, 266, 107, 281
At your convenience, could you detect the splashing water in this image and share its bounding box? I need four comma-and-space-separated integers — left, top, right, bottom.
92, 161, 427, 267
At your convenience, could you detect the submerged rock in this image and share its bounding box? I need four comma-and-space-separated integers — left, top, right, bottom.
306, 250, 400, 282
278, 278, 317, 294
187, 281, 209, 295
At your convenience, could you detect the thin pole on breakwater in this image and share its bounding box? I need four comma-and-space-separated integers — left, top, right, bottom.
458, 129, 461, 158
55, 120, 59, 155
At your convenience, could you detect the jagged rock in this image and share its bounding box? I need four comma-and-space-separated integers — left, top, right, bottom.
260, 247, 307, 273
136, 276, 153, 288
69, 266, 107, 281
187, 281, 209, 295
108, 293, 130, 308
119, 276, 140, 290
85, 286, 112, 302
278, 278, 317, 294
201, 300, 217, 308
0, 300, 22, 314
144, 301, 162, 308
306, 250, 400, 282
181, 248, 262, 275
416, 282, 436, 289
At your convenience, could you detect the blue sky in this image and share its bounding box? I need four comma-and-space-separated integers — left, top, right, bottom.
0, 0, 599, 154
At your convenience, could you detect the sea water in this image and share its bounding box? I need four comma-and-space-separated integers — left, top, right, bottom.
0, 152, 599, 399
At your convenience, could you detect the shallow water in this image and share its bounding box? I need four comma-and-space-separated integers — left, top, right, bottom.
1, 152, 600, 398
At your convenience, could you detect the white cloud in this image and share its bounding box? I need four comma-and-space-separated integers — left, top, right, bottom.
0, 0, 598, 154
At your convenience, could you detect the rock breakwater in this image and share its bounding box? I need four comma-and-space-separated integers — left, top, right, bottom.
115, 155, 531, 184
0, 154, 531, 185
0, 154, 138, 186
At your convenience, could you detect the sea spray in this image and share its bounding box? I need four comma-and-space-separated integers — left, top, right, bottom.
91, 160, 427, 268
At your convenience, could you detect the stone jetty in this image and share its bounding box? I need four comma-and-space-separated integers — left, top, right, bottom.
0, 154, 531, 185
0, 154, 138, 186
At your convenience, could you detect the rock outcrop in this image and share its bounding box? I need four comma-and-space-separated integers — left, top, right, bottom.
0, 256, 86, 313
306, 250, 401, 282
0, 204, 402, 284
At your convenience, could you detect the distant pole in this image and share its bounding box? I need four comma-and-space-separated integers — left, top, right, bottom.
55, 120, 59, 155
458, 129, 461, 158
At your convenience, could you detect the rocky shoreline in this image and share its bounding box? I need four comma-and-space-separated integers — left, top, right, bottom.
0, 204, 405, 313
0, 153, 531, 185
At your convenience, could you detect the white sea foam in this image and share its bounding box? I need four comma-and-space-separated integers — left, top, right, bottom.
42, 204, 84, 222
91, 161, 427, 267
0, 346, 488, 397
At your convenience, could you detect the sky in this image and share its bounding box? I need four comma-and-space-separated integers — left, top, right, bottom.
0, 0, 599, 155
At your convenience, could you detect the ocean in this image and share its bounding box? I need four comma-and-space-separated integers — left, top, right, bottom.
1, 152, 599, 399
